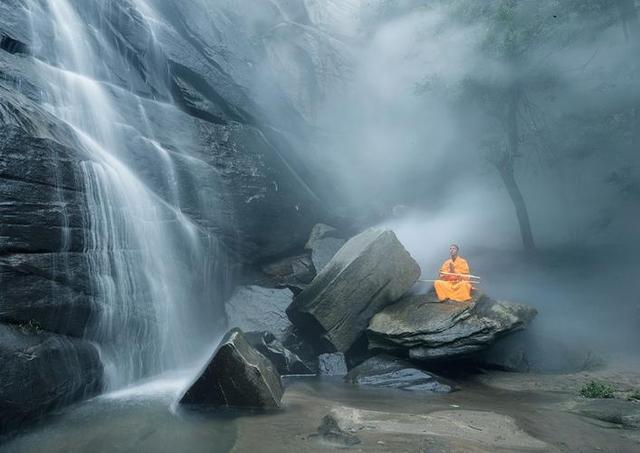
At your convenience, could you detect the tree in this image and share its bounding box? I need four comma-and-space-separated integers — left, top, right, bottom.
453, 0, 551, 252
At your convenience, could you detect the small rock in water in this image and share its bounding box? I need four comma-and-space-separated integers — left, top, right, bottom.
318, 352, 348, 376
179, 328, 283, 409
313, 413, 361, 447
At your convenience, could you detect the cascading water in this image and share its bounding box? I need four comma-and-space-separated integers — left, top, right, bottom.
25, 0, 228, 389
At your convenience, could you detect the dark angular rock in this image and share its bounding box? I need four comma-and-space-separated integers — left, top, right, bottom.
345, 355, 453, 392
225, 285, 293, 341
287, 229, 421, 353
0, 324, 103, 434
318, 352, 348, 376
245, 331, 313, 375
281, 325, 320, 373
261, 254, 316, 288
367, 293, 537, 361
179, 328, 284, 409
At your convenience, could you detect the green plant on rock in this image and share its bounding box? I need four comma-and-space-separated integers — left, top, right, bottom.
579, 380, 615, 399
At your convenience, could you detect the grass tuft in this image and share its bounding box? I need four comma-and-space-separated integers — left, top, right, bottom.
579, 380, 615, 399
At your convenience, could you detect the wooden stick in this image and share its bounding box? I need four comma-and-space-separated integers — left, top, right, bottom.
417, 278, 481, 284
439, 271, 481, 280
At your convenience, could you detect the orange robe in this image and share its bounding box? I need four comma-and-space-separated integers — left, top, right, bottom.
434, 257, 472, 302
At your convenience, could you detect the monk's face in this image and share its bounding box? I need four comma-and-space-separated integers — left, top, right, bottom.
449, 245, 458, 259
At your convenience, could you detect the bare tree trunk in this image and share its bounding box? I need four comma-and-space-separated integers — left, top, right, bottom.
497, 161, 536, 252
498, 85, 536, 252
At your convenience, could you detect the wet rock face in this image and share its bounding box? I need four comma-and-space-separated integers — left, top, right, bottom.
345, 355, 453, 392
311, 237, 345, 273
287, 229, 421, 353
0, 325, 103, 434
245, 331, 313, 376
225, 286, 294, 342
261, 254, 316, 292
179, 329, 284, 409
367, 294, 537, 361
318, 352, 348, 376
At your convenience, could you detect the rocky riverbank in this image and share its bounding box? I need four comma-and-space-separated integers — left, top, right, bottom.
4, 360, 640, 452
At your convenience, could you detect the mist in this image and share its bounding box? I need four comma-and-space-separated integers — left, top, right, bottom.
289, 0, 640, 360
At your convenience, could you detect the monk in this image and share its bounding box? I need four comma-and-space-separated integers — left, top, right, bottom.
433, 244, 472, 302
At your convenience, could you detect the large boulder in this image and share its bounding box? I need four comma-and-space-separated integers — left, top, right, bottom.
225, 286, 294, 341
345, 355, 453, 392
0, 324, 103, 434
367, 293, 537, 361
245, 331, 313, 375
286, 229, 421, 353
179, 328, 284, 409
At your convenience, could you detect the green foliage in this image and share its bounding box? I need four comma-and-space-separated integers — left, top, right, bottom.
628, 390, 640, 401
579, 380, 616, 399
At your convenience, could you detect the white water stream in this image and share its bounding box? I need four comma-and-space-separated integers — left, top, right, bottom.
26, 0, 225, 390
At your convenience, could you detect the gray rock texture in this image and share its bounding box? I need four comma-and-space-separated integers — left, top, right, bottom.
245, 331, 313, 375
225, 286, 294, 341
0, 324, 103, 434
367, 293, 537, 361
318, 352, 348, 376
261, 254, 316, 292
179, 328, 283, 409
304, 223, 340, 250
345, 355, 453, 392
574, 399, 640, 429
311, 237, 346, 273
0, 0, 352, 426
287, 229, 421, 353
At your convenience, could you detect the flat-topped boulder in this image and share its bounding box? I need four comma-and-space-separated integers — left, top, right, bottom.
179, 328, 283, 409
367, 293, 537, 361
345, 354, 453, 392
286, 229, 420, 353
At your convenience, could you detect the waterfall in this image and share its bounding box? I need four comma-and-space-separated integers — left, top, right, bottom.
26, 0, 227, 389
